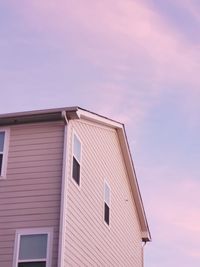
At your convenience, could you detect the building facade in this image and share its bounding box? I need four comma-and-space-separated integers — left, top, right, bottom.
0, 107, 151, 267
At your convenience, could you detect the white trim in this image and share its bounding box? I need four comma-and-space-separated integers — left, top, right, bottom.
58, 124, 68, 267
117, 127, 151, 241
0, 127, 10, 179
71, 129, 82, 188
12, 227, 53, 267
76, 109, 123, 129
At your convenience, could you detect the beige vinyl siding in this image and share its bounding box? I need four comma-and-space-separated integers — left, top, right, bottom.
0, 122, 64, 267
64, 119, 143, 267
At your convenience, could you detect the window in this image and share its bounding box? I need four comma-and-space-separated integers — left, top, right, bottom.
13, 228, 53, 267
72, 133, 81, 186
104, 182, 111, 225
0, 129, 9, 178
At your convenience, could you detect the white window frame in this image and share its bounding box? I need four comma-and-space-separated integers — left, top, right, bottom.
0, 128, 10, 179
104, 181, 111, 226
13, 228, 53, 267
71, 130, 82, 187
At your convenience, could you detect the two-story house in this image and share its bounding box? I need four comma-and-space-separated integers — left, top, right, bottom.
0, 107, 151, 267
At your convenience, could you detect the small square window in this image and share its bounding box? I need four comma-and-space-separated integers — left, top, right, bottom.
13, 228, 52, 267
72, 132, 81, 186
19, 234, 48, 260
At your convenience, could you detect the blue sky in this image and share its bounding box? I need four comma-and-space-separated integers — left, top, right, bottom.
1, 1, 200, 266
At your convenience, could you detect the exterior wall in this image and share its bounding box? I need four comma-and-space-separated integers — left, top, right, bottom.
64, 119, 143, 266
0, 122, 64, 267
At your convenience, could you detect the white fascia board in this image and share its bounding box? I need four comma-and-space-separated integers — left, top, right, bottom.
76, 109, 123, 129
117, 127, 151, 242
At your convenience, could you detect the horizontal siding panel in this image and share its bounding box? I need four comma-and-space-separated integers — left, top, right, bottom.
9, 147, 61, 157
0, 176, 61, 187
0, 254, 13, 262
0, 122, 64, 267
9, 142, 63, 152
0, 201, 60, 212
7, 164, 62, 174
0, 241, 13, 248
64, 120, 142, 267
66, 233, 99, 267
0, 187, 61, 196
0, 194, 60, 205
0, 206, 60, 217
65, 254, 86, 267
0, 180, 60, 192
0, 218, 59, 229
9, 135, 63, 147
65, 223, 112, 266
11, 122, 64, 134
66, 201, 124, 264
0, 262, 11, 267
0, 229, 15, 236
6, 170, 60, 180
0, 211, 60, 223
11, 130, 63, 140
8, 158, 62, 169
0, 247, 13, 255
8, 153, 62, 163
65, 248, 89, 267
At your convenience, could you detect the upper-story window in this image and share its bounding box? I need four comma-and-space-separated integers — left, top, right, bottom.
72, 132, 81, 186
104, 181, 111, 226
0, 129, 9, 179
13, 228, 53, 267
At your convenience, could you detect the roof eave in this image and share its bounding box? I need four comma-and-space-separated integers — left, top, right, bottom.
0, 107, 79, 126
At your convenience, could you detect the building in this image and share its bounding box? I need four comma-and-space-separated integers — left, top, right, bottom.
0, 107, 151, 267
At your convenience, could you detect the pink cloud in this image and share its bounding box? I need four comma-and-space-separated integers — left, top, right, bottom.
140, 163, 200, 262
13, 0, 200, 127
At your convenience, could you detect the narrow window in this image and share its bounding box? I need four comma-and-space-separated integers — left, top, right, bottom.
72, 133, 81, 186
13, 229, 52, 267
104, 182, 111, 225
0, 129, 9, 178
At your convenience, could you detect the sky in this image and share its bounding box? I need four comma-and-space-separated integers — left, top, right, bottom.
0, 0, 200, 266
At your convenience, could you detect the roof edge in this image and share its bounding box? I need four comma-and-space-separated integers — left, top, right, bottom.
0, 107, 79, 126
117, 127, 151, 242
76, 108, 123, 129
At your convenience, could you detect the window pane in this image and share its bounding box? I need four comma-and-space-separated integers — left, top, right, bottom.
0, 132, 5, 152
73, 134, 81, 162
19, 234, 47, 260
104, 183, 110, 206
18, 262, 46, 267
104, 203, 110, 225
0, 154, 2, 175
72, 157, 80, 185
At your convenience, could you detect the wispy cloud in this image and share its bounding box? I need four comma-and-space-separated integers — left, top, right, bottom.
12, 0, 200, 129
140, 163, 200, 266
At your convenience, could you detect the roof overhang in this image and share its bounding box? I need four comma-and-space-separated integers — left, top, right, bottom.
0, 106, 151, 241
0, 107, 79, 126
